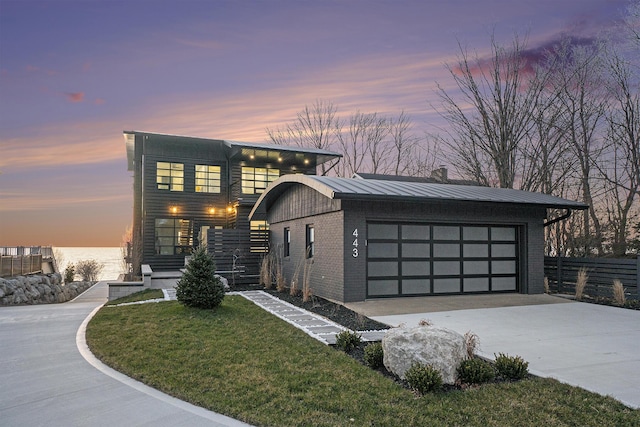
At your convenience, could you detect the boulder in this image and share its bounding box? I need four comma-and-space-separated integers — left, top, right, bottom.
382, 324, 467, 385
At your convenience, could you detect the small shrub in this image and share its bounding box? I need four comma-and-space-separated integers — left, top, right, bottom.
612, 279, 626, 306
176, 247, 224, 309
494, 353, 529, 380
418, 319, 432, 326
575, 267, 588, 300
363, 342, 384, 369
75, 259, 104, 282
457, 358, 495, 384
334, 330, 361, 353
64, 263, 75, 283
405, 363, 443, 394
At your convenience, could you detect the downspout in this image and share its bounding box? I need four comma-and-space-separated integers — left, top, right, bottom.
544, 209, 572, 227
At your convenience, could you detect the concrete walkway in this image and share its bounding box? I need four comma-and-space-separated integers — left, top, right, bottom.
367, 296, 640, 409
0, 282, 250, 427
238, 291, 387, 344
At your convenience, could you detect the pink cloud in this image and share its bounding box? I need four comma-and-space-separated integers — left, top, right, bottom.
65, 92, 85, 102
94, 98, 106, 105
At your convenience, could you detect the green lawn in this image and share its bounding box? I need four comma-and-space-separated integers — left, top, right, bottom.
86, 296, 639, 427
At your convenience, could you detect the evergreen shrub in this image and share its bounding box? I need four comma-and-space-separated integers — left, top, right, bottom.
457, 358, 495, 384
405, 362, 443, 394
176, 247, 224, 309
363, 342, 384, 369
494, 353, 529, 380
334, 330, 362, 353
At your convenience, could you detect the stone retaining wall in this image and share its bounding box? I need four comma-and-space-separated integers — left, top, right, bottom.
0, 273, 94, 305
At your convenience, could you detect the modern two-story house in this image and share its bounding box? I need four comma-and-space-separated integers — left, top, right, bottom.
124, 131, 341, 274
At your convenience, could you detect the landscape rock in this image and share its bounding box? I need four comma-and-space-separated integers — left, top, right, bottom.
0, 273, 92, 306
382, 324, 467, 384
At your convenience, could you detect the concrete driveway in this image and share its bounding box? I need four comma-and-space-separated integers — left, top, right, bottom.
368, 296, 640, 409
0, 282, 249, 427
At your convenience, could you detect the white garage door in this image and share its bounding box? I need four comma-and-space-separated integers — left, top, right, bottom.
366, 223, 519, 297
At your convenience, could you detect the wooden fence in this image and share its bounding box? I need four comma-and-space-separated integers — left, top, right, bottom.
207, 229, 269, 286
0, 254, 44, 277
544, 256, 639, 299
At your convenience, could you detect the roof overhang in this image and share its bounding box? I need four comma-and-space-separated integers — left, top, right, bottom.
249, 175, 589, 220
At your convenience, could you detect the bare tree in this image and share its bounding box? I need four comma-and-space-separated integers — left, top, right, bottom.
266, 99, 339, 175
599, 48, 640, 255
435, 34, 546, 188
336, 111, 390, 177
388, 110, 419, 175
547, 39, 609, 255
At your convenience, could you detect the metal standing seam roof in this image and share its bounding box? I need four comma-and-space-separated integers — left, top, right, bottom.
249, 175, 588, 219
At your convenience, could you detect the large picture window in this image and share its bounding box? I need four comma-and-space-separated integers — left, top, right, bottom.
155, 218, 193, 255
156, 162, 184, 191
241, 167, 279, 194
195, 165, 221, 193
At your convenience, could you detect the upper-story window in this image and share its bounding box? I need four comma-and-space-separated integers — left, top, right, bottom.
241, 167, 279, 194
157, 162, 184, 191
195, 165, 221, 193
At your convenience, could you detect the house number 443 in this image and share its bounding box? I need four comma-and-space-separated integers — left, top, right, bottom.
352, 229, 359, 258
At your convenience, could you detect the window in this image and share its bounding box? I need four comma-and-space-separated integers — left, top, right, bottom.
156, 162, 184, 191
195, 165, 221, 193
155, 218, 193, 255
284, 227, 290, 257
306, 225, 314, 258
241, 167, 279, 194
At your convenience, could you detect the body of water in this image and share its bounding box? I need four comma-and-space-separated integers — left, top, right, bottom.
54, 247, 123, 281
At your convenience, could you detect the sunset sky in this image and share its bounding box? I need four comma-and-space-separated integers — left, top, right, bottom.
0, 0, 630, 247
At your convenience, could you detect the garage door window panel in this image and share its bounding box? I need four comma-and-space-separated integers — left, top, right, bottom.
369, 224, 398, 239
368, 262, 398, 277
434, 278, 460, 293
402, 243, 430, 258
402, 261, 430, 276
368, 280, 399, 296
402, 279, 431, 294
433, 243, 460, 258
402, 225, 430, 240
368, 243, 398, 258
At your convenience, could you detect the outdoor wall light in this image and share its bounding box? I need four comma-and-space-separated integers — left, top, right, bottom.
227, 205, 233, 213
170, 205, 178, 214
304, 159, 310, 165
208, 207, 216, 215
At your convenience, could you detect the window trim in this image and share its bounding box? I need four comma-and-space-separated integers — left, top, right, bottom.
195, 164, 221, 193
284, 227, 291, 257
241, 166, 280, 195
306, 224, 314, 258
156, 162, 184, 192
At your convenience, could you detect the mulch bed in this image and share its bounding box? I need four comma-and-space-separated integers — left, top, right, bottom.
228, 282, 534, 394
